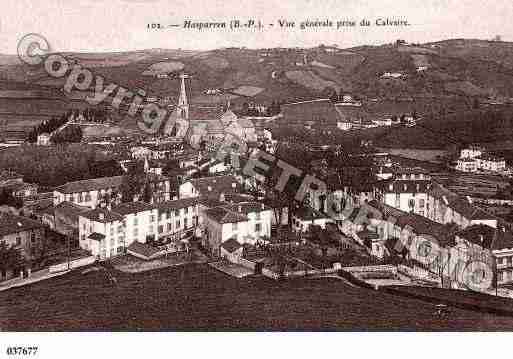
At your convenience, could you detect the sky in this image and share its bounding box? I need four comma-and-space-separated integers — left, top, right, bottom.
0, 0, 512, 53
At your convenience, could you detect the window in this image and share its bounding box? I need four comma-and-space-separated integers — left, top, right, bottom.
184, 218, 188, 228
419, 199, 425, 208
78, 193, 83, 202
408, 199, 415, 209
110, 238, 115, 247
158, 225, 163, 234
110, 226, 114, 236
117, 226, 123, 233
174, 210, 179, 217
133, 228, 138, 236
30, 232, 36, 243
185, 207, 189, 214
16, 237, 21, 246
176, 220, 181, 229
255, 223, 261, 232
232, 222, 238, 231
150, 215, 155, 223
255, 212, 261, 220
167, 223, 172, 232
149, 225, 154, 234
133, 217, 138, 226
166, 211, 171, 219
85, 192, 91, 202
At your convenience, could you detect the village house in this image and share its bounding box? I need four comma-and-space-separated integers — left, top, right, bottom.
53, 176, 124, 209
179, 175, 242, 198
451, 224, 513, 286
476, 154, 506, 172
460, 145, 484, 159
0, 170, 38, 200
78, 202, 158, 260
155, 197, 200, 241
36, 133, 51, 146
426, 182, 498, 229
201, 201, 272, 257
292, 206, 333, 233
375, 179, 431, 217
0, 213, 46, 281
456, 158, 478, 173
54, 174, 171, 208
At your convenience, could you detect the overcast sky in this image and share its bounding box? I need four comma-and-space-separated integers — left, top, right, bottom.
0, 0, 512, 53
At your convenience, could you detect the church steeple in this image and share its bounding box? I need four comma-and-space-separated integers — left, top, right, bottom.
177, 73, 189, 120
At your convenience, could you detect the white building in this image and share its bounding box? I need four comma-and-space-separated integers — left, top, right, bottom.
53, 176, 124, 209
37, 133, 51, 146
460, 145, 484, 159
377, 180, 431, 217
179, 175, 241, 199
78, 202, 158, 260
476, 154, 506, 172
456, 158, 478, 173
202, 201, 272, 257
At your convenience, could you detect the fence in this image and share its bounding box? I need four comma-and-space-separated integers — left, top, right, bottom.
49, 256, 96, 273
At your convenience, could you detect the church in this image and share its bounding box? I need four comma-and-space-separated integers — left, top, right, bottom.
163, 73, 257, 151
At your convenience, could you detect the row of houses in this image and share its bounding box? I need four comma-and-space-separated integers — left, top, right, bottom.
456, 145, 507, 173
77, 175, 274, 260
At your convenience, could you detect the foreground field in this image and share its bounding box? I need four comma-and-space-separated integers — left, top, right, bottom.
1, 263, 513, 331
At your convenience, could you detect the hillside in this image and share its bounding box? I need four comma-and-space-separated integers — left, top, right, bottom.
1, 38, 513, 138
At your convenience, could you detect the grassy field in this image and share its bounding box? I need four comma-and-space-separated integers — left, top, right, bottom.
2, 263, 513, 331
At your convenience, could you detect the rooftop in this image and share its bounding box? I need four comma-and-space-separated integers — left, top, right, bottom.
55, 176, 124, 194
294, 206, 329, 221
220, 238, 242, 253
80, 207, 124, 223
112, 202, 154, 216
204, 207, 248, 224
189, 175, 241, 195
0, 213, 44, 237
456, 224, 513, 251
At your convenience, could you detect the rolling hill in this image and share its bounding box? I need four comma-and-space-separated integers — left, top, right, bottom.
1, 38, 513, 138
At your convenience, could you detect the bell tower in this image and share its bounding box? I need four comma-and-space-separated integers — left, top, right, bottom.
177, 73, 189, 120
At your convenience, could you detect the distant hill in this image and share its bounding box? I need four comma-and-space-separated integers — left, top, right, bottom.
2, 38, 513, 138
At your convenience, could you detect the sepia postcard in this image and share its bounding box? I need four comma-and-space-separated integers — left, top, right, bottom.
1, 0, 513, 357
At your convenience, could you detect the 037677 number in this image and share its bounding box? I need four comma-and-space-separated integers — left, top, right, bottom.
6, 347, 38, 356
